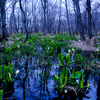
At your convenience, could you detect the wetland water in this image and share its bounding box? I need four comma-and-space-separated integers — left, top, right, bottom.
2, 57, 100, 100
1, 48, 100, 100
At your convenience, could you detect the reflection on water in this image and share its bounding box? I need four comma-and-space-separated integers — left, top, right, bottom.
2, 52, 100, 100
10, 57, 59, 100
97, 75, 100, 100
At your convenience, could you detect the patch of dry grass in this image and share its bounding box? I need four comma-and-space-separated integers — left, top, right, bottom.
71, 36, 100, 52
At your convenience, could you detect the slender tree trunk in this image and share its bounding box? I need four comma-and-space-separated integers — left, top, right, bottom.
86, 0, 93, 39
92, 19, 97, 36
44, 0, 47, 35
58, 0, 62, 34
84, 10, 87, 34
25, 0, 28, 27
0, 7, 2, 35
19, 0, 28, 43
31, 0, 34, 32
40, 0, 47, 35
72, 0, 85, 41
65, 0, 71, 35
17, 14, 20, 33
73, 3, 78, 34
10, 0, 18, 35
0, 0, 9, 39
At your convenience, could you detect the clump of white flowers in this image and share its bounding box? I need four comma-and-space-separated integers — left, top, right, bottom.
68, 49, 71, 53
76, 79, 79, 84
72, 48, 74, 52
97, 48, 99, 52
48, 47, 50, 50
64, 89, 67, 93
16, 70, 20, 76
79, 40, 81, 43
17, 45, 20, 48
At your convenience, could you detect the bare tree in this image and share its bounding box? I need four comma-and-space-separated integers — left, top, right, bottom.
31, 0, 39, 33
0, 0, 9, 39
58, 0, 62, 34
19, 0, 28, 43
0, 0, 99, 37
72, 0, 85, 41
10, 0, 18, 35
40, 0, 47, 35
86, 0, 93, 39
65, 0, 71, 34
0, 7, 1, 35
73, 2, 78, 34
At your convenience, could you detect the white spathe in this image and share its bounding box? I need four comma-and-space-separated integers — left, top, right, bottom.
72, 48, 74, 52
48, 47, 50, 50
64, 90, 67, 93
68, 49, 71, 53
97, 48, 99, 52
76, 79, 79, 84
16, 70, 20, 76
8, 73, 11, 78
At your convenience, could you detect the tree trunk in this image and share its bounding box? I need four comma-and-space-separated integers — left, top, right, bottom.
44, 0, 47, 35
73, 3, 78, 34
83, 10, 87, 34
58, 0, 62, 34
92, 19, 97, 36
40, 0, 47, 35
17, 14, 20, 33
86, 0, 92, 39
0, 7, 2, 35
65, 0, 71, 35
0, 0, 9, 39
10, 0, 18, 35
72, 0, 85, 41
19, 0, 28, 43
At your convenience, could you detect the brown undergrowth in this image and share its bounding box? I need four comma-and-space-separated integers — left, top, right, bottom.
71, 35, 100, 52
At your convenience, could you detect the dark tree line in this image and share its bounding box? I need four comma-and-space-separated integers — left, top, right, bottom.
0, 0, 100, 42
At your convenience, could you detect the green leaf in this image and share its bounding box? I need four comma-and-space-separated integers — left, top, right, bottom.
70, 79, 76, 85
0, 89, 3, 100
74, 73, 81, 79
56, 64, 59, 66
59, 72, 64, 87
0, 65, 2, 79
75, 71, 80, 74
8, 63, 13, 75
80, 69, 84, 80
61, 68, 65, 75
72, 68, 75, 76
58, 53, 64, 67
68, 61, 75, 65
65, 53, 70, 66
65, 67, 68, 76
64, 67, 69, 84
80, 69, 84, 89
53, 75, 59, 81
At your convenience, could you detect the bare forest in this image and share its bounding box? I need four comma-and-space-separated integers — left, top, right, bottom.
0, 0, 100, 100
